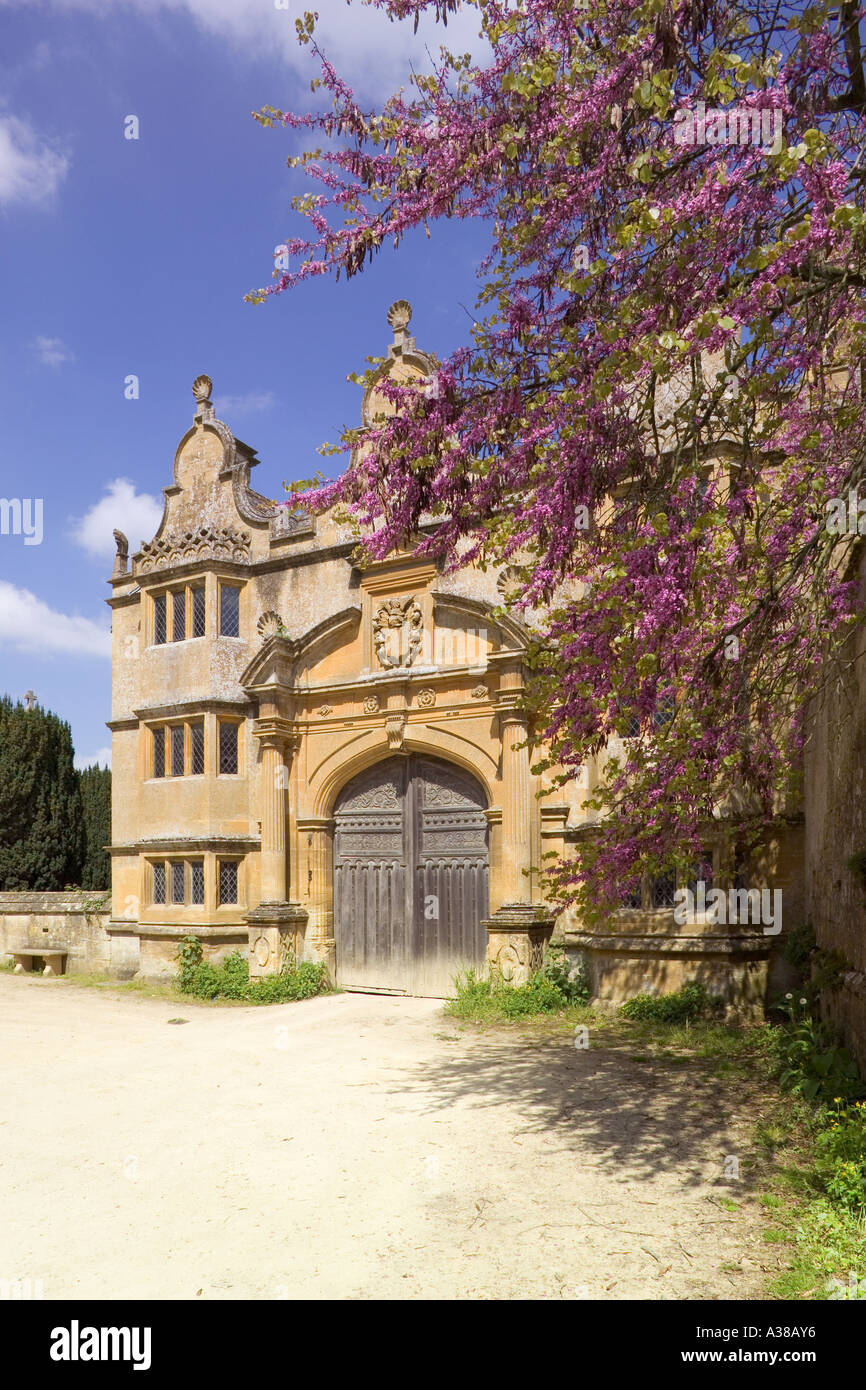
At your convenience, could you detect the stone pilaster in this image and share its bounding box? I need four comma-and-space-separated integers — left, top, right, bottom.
246, 720, 308, 976
259, 733, 288, 903
298, 816, 336, 977
483, 679, 554, 984
499, 696, 532, 905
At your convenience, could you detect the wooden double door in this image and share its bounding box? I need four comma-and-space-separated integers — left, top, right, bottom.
333, 755, 490, 997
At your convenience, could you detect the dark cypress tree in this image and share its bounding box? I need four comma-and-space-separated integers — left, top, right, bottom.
0, 696, 85, 890
78, 764, 111, 890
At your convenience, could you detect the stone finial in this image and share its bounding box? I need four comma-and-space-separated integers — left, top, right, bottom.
113, 528, 129, 577
387, 300, 412, 333
23, 690, 37, 710
387, 300, 416, 356
192, 374, 214, 421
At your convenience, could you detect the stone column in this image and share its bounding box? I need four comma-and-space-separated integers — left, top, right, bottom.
299, 817, 336, 977
246, 722, 308, 977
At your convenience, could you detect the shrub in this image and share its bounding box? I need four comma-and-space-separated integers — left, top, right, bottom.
497, 972, 568, 1017
213, 951, 250, 1000
185, 961, 224, 1000
446, 964, 575, 1020
176, 934, 203, 993
248, 961, 329, 1003
175, 936, 329, 1004
619, 982, 717, 1024
541, 943, 590, 1004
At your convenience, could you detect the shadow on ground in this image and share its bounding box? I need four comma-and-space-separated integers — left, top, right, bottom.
383, 1027, 771, 1192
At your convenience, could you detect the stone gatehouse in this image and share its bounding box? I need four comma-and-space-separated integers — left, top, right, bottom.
93, 302, 801, 1007
105, 305, 566, 991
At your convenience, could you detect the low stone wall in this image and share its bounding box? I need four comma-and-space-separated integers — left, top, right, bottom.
0, 892, 112, 975
562, 913, 798, 1021
0, 896, 252, 981
564, 925, 772, 1020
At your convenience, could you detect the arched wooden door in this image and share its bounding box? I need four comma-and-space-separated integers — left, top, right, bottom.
333, 755, 489, 997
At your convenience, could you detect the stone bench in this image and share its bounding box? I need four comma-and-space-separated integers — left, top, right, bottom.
6, 948, 68, 977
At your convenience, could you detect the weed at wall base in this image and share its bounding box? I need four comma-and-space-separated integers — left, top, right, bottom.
175, 935, 329, 1004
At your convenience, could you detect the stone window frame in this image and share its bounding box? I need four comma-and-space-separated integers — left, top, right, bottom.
151, 861, 167, 905
617, 849, 716, 913
218, 581, 243, 640
217, 718, 242, 777
619, 693, 678, 742
149, 718, 207, 779
217, 857, 242, 908
147, 856, 207, 908
149, 582, 208, 647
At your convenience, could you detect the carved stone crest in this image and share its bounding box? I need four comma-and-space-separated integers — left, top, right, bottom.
417, 688, 436, 709
471, 684, 488, 700
373, 595, 423, 669
363, 694, 380, 715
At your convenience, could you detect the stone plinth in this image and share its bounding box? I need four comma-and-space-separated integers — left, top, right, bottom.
246, 902, 308, 978
484, 903, 555, 986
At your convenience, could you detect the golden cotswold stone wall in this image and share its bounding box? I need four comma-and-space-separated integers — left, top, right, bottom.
105, 305, 581, 988
804, 542, 866, 1071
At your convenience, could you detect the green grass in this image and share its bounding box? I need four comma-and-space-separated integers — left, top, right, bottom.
1, 962, 335, 1008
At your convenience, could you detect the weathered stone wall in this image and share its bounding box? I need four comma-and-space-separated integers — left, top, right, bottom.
804, 543, 866, 1072
0, 893, 112, 975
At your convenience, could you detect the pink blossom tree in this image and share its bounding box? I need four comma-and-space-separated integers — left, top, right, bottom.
250, 0, 866, 919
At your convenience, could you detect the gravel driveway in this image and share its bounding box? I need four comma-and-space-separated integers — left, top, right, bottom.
0, 975, 766, 1300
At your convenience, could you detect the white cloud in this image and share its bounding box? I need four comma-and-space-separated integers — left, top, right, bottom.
33, 335, 75, 367
75, 745, 112, 769
0, 580, 111, 656
73, 478, 164, 560
0, 114, 69, 207
3, 0, 487, 97
213, 390, 275, 416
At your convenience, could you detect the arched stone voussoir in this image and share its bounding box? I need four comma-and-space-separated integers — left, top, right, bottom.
311, 723, 498, 818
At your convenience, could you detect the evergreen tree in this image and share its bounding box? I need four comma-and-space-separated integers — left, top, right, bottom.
0, 696, 85, 890
77, 763, 111, 891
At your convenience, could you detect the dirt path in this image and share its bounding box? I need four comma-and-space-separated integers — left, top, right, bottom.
0, 975, 768, 1300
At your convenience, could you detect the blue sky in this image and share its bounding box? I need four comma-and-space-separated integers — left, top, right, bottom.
0, 0, 489, 765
